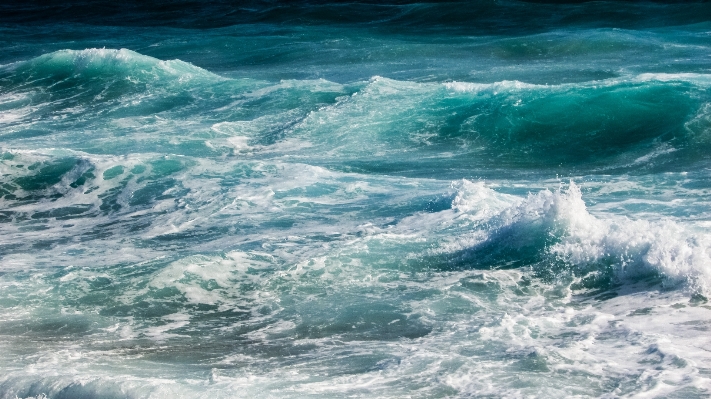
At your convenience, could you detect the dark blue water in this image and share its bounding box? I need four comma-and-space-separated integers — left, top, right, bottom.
2, 2, 711, 398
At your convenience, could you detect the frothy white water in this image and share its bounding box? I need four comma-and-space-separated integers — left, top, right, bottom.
443, 181, 711, 292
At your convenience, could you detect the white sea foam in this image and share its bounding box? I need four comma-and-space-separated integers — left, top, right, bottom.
444, 80, 543, 93
450, 181, 711, 291
443, 72, 711, 97
635, 72, 711, 85
11, 48, 224, 82
148, 251, 275, 312
450, 179, 518, 217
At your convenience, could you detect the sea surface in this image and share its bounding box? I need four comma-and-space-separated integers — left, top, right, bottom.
1, 1, 711, 398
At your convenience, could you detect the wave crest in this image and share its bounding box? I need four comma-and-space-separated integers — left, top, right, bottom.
4, 48, 220, 83
450, 181, 711, 292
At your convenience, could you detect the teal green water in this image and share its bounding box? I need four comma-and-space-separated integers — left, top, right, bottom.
2, 2, 711, 398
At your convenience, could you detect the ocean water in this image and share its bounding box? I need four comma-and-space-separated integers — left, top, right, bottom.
1, 1, 711, 397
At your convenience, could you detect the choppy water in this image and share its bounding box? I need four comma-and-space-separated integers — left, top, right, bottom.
1, 1, 711, 398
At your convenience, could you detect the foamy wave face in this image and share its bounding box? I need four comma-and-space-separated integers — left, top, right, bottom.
448, 181, 711, 292
549, 193, 711, 291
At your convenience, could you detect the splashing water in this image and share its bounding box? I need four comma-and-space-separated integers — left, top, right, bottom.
2, 2, 711, 398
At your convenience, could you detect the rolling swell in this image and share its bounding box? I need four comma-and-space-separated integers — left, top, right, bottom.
293, 76, 710, 174
0, 49, 350, 155
3, 50, 711, 174
0, 49, 236, 121
3, 48, 220, 82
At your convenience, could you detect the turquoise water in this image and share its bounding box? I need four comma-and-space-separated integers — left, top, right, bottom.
2, 2, 711, 397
